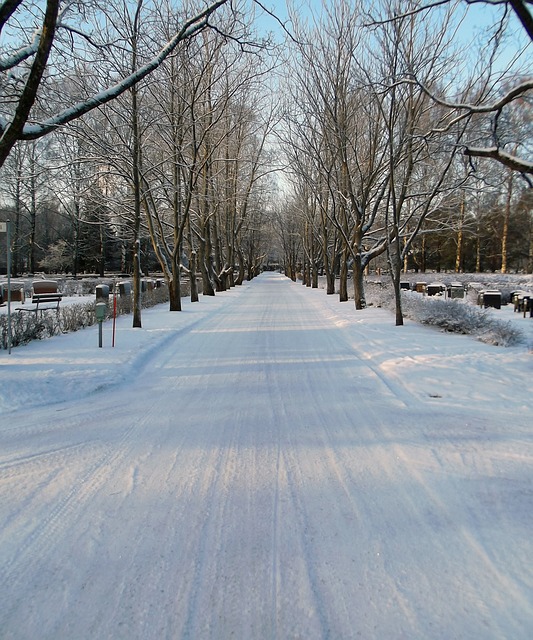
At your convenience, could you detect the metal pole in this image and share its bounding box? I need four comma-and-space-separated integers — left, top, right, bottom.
112, 282, 117, 347
6, 221, 12, 354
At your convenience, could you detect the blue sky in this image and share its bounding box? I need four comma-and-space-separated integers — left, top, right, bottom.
254, 0, 529, 69
254, 0, 528, 38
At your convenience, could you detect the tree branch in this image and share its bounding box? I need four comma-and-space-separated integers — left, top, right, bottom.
0, 0, 60, 166
415, 77, 533, 114
0, 0, 23, 34
464, 145, 533, 173
366, 1, 533, 42
0, 27, 41, 72
0, 0, 230, 166
508, 0, 533, 41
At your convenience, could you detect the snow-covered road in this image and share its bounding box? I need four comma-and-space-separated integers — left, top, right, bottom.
1, 273, 532, 639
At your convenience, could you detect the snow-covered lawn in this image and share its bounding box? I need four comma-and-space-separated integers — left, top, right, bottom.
0, 273, 531, 639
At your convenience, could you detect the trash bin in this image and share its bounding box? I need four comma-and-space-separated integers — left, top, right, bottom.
95, 301, 107, 321
1, 282, 25, 303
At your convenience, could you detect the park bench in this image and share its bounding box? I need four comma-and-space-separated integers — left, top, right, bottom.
16, 280, 62, 315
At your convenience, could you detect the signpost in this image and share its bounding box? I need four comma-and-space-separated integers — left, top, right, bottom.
0, 221, 12, 353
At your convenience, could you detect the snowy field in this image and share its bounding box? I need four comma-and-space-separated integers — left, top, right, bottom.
0, 272, 532, 639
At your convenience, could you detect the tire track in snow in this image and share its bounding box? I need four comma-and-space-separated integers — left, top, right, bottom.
264, 280, 453, 636
279, 444, 335, 638
128, 285, 249, 382
179, 423, 238, 639
0, 442, 97, 477
0, 392, 165, 630
262, 292, 357, 639
269, 434, 282, 639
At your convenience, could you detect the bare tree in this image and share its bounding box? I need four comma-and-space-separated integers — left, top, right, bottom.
366, 0, 532, 176
0, 0, 232, 168
282, 0, 392, 308
126, 1, 277, 310
366, 0, 471, 324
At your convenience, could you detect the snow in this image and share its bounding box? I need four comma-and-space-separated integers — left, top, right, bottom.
0, 272, 532, 639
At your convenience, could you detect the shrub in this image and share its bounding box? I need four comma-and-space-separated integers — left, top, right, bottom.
0, 311, 57, 348
400, 291, 525, 346
60, 300, 97, 333
364, 284, 525, 347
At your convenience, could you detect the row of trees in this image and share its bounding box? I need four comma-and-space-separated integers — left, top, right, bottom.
273, 0, 532, 323
1, 0, 532, 328
1, 0, 278, 326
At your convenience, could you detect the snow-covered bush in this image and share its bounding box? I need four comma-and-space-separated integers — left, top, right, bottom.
479, 319, 526, 348
364, 282, 525, 347
0, 311, 57, 348
400, 292, 524, 346
401, 293, 487, 333
60, 300, 98, 333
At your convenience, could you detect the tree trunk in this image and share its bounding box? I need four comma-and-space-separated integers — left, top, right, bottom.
501, 170, 514, 273
339, 246, 348, 302
303, 255, 310, 286
72, 201, 81, 278
98, 222, 105, 277
312, 261, 318, 288
388, 227, 404, 326
190, 250, 199, 302
393, 274, 403, 326
13, 166, 23, 276
528, 211, 533, 274
455, 193, 465, 273
420, 235, 427, 273
352, 253, 366, 310
169, 256, 182, 311
131, 19, 142, 329
132, 236, 142, 328
326, 270, 335, 294
29, 166, 37, 273
235, 248, 245, 286
476, 217, 481, 272
391, 242, 404, 327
